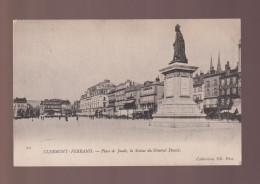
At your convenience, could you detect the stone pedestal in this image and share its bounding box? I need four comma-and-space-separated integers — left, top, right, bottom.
152, 63, 208, 128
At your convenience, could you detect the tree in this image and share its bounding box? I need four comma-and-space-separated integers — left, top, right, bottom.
194, 96, 201, 108
153, 103, 158, 113
227, 97, 234, 122
216, 96, 222, 120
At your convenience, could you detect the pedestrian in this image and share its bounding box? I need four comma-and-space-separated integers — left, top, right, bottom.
76, 115, 79, 121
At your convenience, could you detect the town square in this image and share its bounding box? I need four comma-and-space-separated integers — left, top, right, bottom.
13, 19, 241, 166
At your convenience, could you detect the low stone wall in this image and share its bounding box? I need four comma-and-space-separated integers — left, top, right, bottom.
150, 119, 240, 128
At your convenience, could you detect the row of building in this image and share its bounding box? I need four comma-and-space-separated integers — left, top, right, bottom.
76, 53, 241, 119
13, 59, 241, 119
77, 78, 164, 118
13, 98, 73, 118
193, 56, 241, 118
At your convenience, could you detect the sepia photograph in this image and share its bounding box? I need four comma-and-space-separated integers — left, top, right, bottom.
13, 19, 241, 166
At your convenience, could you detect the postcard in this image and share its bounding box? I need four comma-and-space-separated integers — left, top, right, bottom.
13, 19, 241, 166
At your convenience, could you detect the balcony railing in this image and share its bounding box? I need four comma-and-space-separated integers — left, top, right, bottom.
140, 100, 155, 104
204, 104, 218, 108
140, 92, 156, 97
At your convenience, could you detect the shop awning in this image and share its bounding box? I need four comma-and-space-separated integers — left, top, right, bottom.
134, 109, 149, 112
221, 110, 229, 113
124, 100, 135, 109
124, 100, 135, 104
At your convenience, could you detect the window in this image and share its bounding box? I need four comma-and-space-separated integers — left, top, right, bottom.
227, 78, 230, 85
207, 81, 210, 87
205, 99, 210, 105
226, 98, 230, 105
232, 88, 237, 94
214, 79, 217, 86
193, 95, 197, 100
214, 88, 218, 95
221, 98, 225, 105
210, 99, 214, 105
221, 89, 225, 95
207, 89, 210, 96
221, 79, 225, 86
198, 87, 202, 92
232, 77, 236, 84
238, 78, 241, 87
198, 94, 202, 100
227, 88, 230, 95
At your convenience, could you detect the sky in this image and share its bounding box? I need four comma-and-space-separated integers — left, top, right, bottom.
13, 19, 241, 102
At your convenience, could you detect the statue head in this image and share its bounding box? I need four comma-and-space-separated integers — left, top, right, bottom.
175, 24, 181, 32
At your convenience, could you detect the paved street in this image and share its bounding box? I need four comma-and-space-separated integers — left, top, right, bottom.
14, 117, 241, 144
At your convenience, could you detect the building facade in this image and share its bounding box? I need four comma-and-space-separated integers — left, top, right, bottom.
40, 99, 72, 117
219, 61, 241, 114
139, 79, 164, 118
123, 84, 143, 117
114, 80, 132, 116
61, 100, 72, 116
193, 72, 205, 110
40, 99, 63, 117
13, 97, 29, 118
203, 55, 222, 117
79, 79, 115, 117
79, 94, 89, 116
106, 89, 116, 116
72, 100, 80, 115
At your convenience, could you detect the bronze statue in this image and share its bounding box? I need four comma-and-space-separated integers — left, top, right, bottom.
169, 24, 188, 64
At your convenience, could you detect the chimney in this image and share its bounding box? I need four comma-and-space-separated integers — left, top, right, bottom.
225, 61, 231, 72
155, 76, 160, 82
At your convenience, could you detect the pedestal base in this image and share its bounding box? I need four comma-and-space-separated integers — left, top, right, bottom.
151, 117, 209, 128
153, 62, 208, 128
152, 103, 208, 128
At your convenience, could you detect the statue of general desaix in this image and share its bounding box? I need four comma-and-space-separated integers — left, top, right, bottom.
169, 24, 188, 64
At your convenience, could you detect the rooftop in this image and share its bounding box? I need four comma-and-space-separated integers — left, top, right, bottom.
13, 97, 27, 103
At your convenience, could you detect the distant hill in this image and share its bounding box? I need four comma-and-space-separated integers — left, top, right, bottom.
27, 100, 41, 108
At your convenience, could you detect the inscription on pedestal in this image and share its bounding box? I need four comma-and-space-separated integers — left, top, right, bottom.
166, 77, 174, 97
180, 76, 190, 97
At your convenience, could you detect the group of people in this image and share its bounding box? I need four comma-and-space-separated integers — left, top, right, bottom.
59, 115, 79, 122
37, 115, 80, 122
